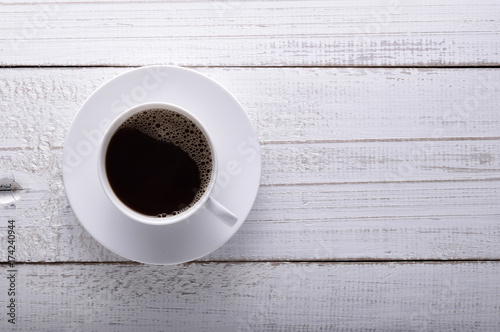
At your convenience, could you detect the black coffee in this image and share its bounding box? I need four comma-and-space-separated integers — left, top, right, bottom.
105, 109, 212, 218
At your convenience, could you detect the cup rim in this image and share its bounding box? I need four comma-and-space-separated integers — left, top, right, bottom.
97, 102, 218, 226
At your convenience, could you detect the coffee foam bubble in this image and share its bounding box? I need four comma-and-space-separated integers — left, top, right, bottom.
119, 108, 213, 217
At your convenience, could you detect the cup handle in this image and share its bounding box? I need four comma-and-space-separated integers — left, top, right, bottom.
205, 196, 238, 227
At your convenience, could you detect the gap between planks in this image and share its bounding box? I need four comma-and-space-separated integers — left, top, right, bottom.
2, 259, 500, 265
1, 65, 500, 69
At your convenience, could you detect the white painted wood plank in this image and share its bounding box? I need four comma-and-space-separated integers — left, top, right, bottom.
0, 262, 499, 331
1, 178, 499, 262
1, 139, 499, 187
1, 67, 499, 148
1, 0, 499, 66
261, 140, 500, 185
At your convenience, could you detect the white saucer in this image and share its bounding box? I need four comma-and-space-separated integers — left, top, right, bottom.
62, 66, 261, 264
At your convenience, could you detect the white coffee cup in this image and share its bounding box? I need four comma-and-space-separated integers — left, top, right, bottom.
96, 102, 238, 227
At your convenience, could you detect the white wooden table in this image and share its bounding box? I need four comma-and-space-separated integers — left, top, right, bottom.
1, 1, 499, 331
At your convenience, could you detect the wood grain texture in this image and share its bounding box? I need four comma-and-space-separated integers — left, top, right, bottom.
0, 67, 499, 148
1, 168, 499, 262
0, 262, 499, 331
1, 140, 499, 186
1, 0, 499, 66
